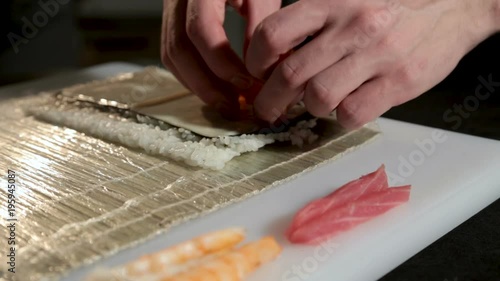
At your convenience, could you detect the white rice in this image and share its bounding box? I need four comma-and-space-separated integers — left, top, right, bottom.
28, 106, 318, 170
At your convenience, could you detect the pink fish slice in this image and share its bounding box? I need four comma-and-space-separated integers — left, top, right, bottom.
287, 165, 389, 235
288, 185, 411, 244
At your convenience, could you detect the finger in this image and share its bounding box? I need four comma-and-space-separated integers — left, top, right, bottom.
241, 0, 282, 56
161, 0, 189, 89
246, 0, 328, 79
252, 68, 305, 122
252, 28, 354, 121
227, 0, 244, 10
167, 1, 237, 109
186, 0, 254, 90
303, 53, 375, 117
336, 77, 394, 130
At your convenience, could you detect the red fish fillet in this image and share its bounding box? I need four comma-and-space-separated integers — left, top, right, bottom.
286, 165, 388, 235
287, 185, 411, 244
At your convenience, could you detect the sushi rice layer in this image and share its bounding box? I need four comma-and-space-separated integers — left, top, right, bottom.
28, 105, 319, 170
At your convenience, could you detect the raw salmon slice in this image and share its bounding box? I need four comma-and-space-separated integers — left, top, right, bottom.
288, 185, 411, 244
286, 165, 388, 235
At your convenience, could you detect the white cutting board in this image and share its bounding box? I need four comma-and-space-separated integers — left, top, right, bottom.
3, 63, 500, 281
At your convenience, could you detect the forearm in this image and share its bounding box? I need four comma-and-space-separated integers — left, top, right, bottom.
493, 0, 500, 32
482, 0, 500, 34
459, 0, 500, 52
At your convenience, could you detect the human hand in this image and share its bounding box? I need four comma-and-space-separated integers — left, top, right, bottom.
246, 0, 500, 129
161, 0, 281, 113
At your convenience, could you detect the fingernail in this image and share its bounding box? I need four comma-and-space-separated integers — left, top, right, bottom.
231, 74, 253, 90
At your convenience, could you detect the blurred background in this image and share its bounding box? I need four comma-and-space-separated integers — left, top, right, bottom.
1, 1, 499, 279
0, 0, 248, 85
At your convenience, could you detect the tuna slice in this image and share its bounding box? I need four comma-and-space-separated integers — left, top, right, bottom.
286, 165, 389, 235
286, 166, 411, 244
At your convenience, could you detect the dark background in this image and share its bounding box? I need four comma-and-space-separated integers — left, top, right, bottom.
1, 1, 499, 280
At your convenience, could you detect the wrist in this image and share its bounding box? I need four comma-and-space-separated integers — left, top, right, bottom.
482, 0, 500, 35
460, 0, 500, 49
493, 0, 500, 32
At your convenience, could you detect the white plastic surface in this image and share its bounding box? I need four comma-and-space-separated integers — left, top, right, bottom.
3, 63, 499, 281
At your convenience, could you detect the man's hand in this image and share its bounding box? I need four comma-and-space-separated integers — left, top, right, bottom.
246, 0, 500, 129
161, 0, 280, 112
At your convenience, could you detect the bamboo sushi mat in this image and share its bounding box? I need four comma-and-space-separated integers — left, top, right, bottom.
0, 90, 379, 281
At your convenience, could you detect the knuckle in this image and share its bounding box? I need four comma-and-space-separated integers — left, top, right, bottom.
306, 79, 338, 116
396, 63, 417, 86
355, 7, 395, 38
308, 79, 331, 104
338, 99, 365, 128
376, 33, 405, 58
378, 34, 401, 53
277, 60, 303, 88
355, 8, 379, 28
256, 19, 280, 53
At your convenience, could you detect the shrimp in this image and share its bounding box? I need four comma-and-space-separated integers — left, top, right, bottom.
159, 236, 282, 281
87, 250, 233, 281
123, 228, 246, 277
85, 229, 282, 281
